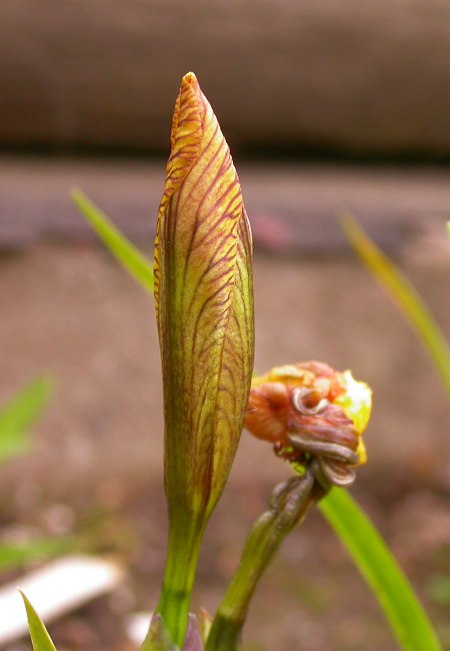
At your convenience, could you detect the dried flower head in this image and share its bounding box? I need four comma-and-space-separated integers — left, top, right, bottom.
244, 362, 372, 487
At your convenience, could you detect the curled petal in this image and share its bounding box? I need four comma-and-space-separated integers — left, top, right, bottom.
245, 381, 291, 444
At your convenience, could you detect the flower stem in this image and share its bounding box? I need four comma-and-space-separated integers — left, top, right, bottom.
148, 519, 205, 649
206, 470, 324, 651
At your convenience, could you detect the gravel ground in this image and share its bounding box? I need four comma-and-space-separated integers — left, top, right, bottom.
0, 157, 449, 650
0, 239, 449, 651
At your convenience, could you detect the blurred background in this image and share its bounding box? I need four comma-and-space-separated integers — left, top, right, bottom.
0, 2, 449, 650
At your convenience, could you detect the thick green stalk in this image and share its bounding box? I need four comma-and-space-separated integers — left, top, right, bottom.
155, 519, 205, 648
206, 472, 321, 651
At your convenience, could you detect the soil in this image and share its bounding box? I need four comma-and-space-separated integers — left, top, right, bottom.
0, 161, 449, 650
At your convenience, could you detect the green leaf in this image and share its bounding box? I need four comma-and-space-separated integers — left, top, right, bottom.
447, 221, 450, 236
71, 189, 154, 294
0, 537, 71, 572
0, 377, 52, 464
319, 488, 442, 651
341, 215, 450, 400
426, 574, 450, 607
21, 592, 58, 651
140, 614, 177, 651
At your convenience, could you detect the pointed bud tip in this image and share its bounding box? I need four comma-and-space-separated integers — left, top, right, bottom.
178, 72, 202, 113
182, 71, 198, 86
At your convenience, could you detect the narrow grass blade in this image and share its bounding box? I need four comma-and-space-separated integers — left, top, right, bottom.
20, 592, 58, 651
0, 538, 71, 572
72, 189, 154, 294
0, 377, 52, 464
319, 488, 442, 651
341, 215, 450, 399
447, 221, 450, 236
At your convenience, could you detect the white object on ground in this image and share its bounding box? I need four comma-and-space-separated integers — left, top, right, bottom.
0, 554, 123, 647
125, 611, 152, 646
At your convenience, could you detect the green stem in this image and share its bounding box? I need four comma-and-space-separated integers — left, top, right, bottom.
206, 471, 323, 651
142, 519, 205, 650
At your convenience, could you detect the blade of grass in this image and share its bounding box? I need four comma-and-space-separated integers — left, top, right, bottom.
341, 215, 450, 399
21, 592, 58, 651
319, 488, 442, 651
0, 377, 53, 464
0, 538, 71, 572
71, 189, 154, 294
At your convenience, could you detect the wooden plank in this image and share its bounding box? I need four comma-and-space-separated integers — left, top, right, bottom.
0, 1, 450, 154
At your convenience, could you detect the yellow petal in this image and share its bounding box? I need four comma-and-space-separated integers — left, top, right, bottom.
334, 370, 373, 436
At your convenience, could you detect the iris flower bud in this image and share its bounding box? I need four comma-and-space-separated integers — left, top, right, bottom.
153, 73, 254, 647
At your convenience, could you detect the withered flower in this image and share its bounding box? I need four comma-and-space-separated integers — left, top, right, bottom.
153, 72, 254, 646
244, 362, 372, 487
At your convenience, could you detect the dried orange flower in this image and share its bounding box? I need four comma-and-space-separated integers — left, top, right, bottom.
245, 362, 372, 487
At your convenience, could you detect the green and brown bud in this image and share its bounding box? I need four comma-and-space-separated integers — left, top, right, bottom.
153, 72, 254, 647
154, 70, 254, 524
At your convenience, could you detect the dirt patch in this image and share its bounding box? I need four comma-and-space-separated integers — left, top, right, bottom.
0, 243, 449, 650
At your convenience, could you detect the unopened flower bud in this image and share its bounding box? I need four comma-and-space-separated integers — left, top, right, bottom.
154, 72, 254, 647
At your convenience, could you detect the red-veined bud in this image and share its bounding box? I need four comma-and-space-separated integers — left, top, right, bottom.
153, 72, 254, 647
154, 71, 254, 522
